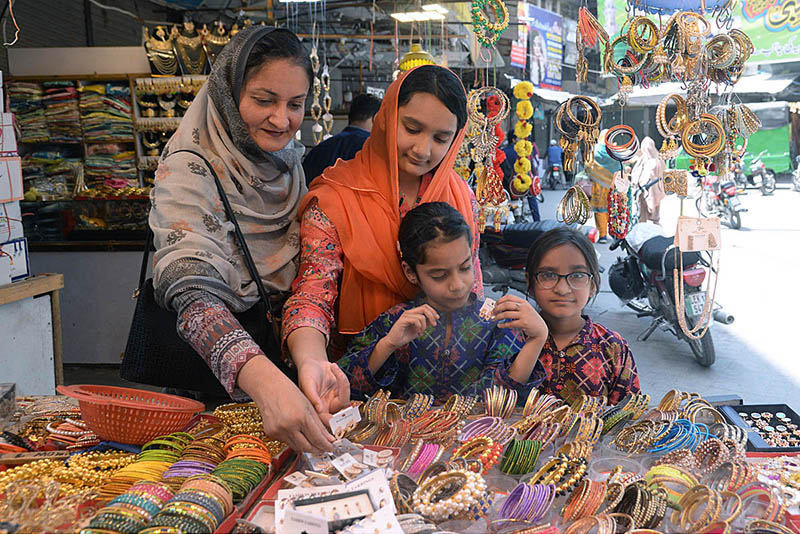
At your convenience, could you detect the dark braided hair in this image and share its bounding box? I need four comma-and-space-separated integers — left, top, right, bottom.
398, 202, 472, 272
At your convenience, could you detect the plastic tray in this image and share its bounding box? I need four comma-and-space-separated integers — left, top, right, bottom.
719, 403, 800, 453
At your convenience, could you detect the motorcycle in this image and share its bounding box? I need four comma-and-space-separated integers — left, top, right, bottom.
608, 226, 734, 367
544, 164, 563, 190
481, 220, 597, 295
792, 155, 800, 192
696, 174, 746, 230
736, 150, 776, 195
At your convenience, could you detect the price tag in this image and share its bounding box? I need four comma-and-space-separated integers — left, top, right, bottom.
278, 509, 327, 534
330, 406, 361, 438
284, 471, 309, 486
362, 448, 379, 467
614, 171, 630, 193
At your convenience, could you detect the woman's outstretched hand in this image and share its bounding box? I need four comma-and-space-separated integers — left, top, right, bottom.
237, 355, 335, 454
298, 358, 351, 426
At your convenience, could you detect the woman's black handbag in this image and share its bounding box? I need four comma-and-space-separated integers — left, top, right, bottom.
121, 149, 290, 396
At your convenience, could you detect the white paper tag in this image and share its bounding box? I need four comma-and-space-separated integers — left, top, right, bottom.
284, 471, 309, 486
331, 453, 359, 477
362, 448, 379, 467
275, 485, 346, 527
345, 470, 397, 514
330, 406, 361, 438
614, 171, 630, 192
278, 509, 328, 534
479, 298, 496, 320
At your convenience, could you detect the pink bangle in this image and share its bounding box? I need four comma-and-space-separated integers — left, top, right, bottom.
408, 443, 439, 477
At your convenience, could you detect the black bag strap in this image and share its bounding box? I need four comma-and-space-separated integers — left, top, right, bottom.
136, 149, 278, 320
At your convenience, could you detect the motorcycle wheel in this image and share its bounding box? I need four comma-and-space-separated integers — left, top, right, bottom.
727, 208, 741, 230
762, 171, 776, 195
684, 316, 716, 367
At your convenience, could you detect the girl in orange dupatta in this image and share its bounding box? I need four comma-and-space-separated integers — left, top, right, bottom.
283, 65, 483, 420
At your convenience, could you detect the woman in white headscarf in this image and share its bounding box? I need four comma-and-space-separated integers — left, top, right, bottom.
148, 27, 348, 453
630, 136, 666, 225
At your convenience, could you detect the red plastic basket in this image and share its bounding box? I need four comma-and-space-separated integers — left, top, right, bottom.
57, 384, 205, 445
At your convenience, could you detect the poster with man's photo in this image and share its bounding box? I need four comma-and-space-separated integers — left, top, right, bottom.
522, 4, 563, 90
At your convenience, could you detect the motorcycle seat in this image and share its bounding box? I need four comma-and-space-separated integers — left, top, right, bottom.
501, 220, 566, 248
639, 235, 701, 272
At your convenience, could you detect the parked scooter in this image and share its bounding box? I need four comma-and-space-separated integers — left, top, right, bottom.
481, 220, 597, 295
792, 155, 800, 192
696, 174, 746, 230
543, 164, 563, 190
735, 150, 776, 195
608, 226, 734, 367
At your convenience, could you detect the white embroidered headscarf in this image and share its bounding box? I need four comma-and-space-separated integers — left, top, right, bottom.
150, 27, 308, 308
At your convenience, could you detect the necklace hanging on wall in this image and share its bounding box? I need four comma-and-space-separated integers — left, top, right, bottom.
172, 21, 207, 75
309, 24, 323, 145
144, 26, 178, 76
201, 21, 230, 65
321, 64, 333, 140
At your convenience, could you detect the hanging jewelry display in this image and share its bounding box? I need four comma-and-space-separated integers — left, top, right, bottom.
510, 81, 534, 198
144, 26, 178, 76
468, 87, 509, 231
321, 64, 333, 140
172, 21, 207, 75
201, 21, 230, 65
576, 7, 609, 83
553, 96, 601, 173
656, 94, 687, 160
471, 0, 509, 48
556, 186, 592, 225
309, 26, 323, 146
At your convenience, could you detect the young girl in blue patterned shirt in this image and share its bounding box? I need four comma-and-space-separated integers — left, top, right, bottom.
338, 202, 548, 401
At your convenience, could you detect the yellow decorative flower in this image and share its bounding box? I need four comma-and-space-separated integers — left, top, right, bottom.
516, 101, 533, 120
515, 121, 532, 139
514, 157, 531, 174
514, 140, 532, 157
513, 81, 534, 100
512, 173, 533, 194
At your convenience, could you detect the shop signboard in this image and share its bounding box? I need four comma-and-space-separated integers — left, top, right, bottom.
520, 4, 564, 89
510, 1, 529, 68
598, 0, 800, 64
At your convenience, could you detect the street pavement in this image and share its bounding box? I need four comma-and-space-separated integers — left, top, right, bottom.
489, 179, 800, 409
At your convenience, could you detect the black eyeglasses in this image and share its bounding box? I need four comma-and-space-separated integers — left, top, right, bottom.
534, 271, 593, 290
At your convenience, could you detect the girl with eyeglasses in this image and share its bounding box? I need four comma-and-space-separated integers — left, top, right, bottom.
524, 227, 641, 405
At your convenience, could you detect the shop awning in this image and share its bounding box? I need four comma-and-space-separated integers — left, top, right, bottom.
602, 73, 797, 107
529, 86, 577, 104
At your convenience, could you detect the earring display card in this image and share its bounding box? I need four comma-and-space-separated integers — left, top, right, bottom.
294, 489, 376, 524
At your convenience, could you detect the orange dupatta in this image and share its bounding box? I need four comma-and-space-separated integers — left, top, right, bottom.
298, 66, 476, 335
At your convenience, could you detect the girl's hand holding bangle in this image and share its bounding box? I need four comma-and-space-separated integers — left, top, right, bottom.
493, 295, 548, 340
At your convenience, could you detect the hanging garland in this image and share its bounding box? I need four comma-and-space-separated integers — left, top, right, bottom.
510, 81, 537, 198
309, 37, 323, 145
321, 64, 333, 140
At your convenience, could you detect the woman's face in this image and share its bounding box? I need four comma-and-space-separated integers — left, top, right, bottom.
238, 58, 309, 153
396, 92, 458, 181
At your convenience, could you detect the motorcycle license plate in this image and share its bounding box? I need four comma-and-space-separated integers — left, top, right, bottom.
685, 292, 706, 318
730, 196, 740, 207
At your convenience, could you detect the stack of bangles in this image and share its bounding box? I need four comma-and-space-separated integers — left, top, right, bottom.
613, 481, 668, 529
411, 410, 463, 442
406, 442, 442, 478
451, 436, 503, 474
737, 484, 782, 523
613, 420, 672, 454
82, 481, 175, 534
519, 419, 561, 446
443, 393, 477, 417
405, 394, 435, 418
373, 418, 412, 449
705, 459, 758, 492
500, 440, 543, 475
745, 519, 796, 534
601, 407, 634, 436
484, 386, 517, 418
211, 457, 269, 503
143, 474, 234, 534
499, 482, 557, 522
561, 479, 608, 521
556, 185, 592, 225
554, 96, 602, 171
527, 454, 589, 496
682, 114, 726, 159
459, 416, 516, 445
562, 513, 634, 534
523, 389, 564, 418
605, 125, 640, 163
412, 469, 490, 522
650, 419, 710, 453
645, 464, 699, 506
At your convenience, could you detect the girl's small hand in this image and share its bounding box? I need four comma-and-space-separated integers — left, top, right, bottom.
384, 304, 439, 350
493, 295, 548, 340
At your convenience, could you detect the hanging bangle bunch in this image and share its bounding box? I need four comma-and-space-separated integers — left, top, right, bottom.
605, 125, 640, 163
554, 96, 601, 172
576, 7, 608, 83
683, 114, 726, 176
557, 185, 592, 225
309, 44, 323, 145
510, 81, 534, 197
656, 94, 687, 160
471, 0, 509, 47
321, 65, 333, 140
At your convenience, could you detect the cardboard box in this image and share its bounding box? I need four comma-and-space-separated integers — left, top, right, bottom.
0, 157, 22, 203
0, 114, 16, 155
0, 237, 29, 281
0, 201, 23, 241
